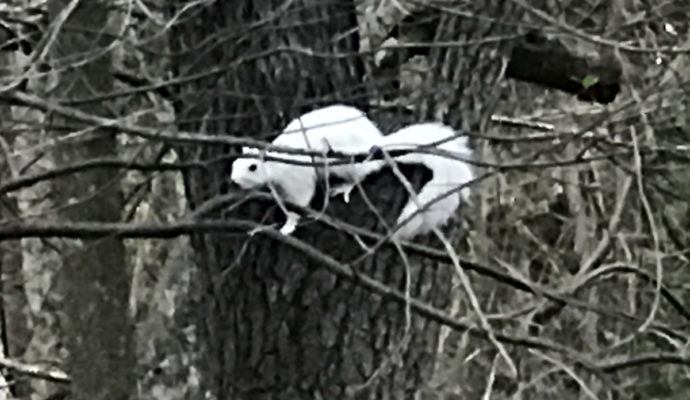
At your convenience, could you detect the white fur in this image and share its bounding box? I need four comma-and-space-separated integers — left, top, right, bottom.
374, 122, 473, 240
230, 104, 383, 234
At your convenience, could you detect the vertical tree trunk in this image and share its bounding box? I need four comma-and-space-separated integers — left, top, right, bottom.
0, 40, 33, 399
0, 147, 23, 400
168, 1, 453, 398
47, 1, 135, 399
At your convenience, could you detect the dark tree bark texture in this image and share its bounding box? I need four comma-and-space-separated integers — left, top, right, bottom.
47, 1, 135, 399
168, 1, 454, 398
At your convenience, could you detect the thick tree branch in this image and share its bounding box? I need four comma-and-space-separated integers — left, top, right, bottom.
1, 215, 688, 330
1, 219, 688, 374
0, 219, 583, 356
506, 31, 622, 104
0, 213, 688, 376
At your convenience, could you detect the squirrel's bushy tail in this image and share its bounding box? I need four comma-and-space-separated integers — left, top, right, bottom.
379, 123, 473, 240
394, 178, 462, 239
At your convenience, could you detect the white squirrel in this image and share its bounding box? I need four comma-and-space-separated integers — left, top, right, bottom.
370, 122, 474, 240
230, 104, 383, 235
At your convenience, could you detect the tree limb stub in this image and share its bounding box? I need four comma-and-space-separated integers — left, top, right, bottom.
506, 31, 622, 104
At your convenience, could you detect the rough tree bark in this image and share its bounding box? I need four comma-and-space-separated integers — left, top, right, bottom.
168, 1, 454, 398
47, 1, 135, 399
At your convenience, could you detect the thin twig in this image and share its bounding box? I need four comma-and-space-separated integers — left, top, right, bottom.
511, 0, 690, 54
0, 357, 70, 384
530, 350, 600, 400
630, 125, 663, 333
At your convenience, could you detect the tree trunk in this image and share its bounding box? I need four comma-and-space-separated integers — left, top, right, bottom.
168, 1, 454, 398
47, 1, 135, 399
0, 46, 30, 400
0, 36, 36, 399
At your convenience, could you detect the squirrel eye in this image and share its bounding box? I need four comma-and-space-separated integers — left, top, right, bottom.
248, 164, 257, 172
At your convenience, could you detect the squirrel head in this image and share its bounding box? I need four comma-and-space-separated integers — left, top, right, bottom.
230, 147, 269, 189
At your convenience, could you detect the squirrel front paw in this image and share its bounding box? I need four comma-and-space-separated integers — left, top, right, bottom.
279, 211, 300, 235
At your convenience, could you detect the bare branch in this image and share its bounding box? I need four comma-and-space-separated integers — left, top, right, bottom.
0, 356, 70, 384
0, 219, 588, 361
512, 0, 690, 54
489, 114, 556, 132
0, 158, 206, 195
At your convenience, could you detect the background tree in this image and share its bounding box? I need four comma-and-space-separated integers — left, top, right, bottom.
41, 1, 135, 399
